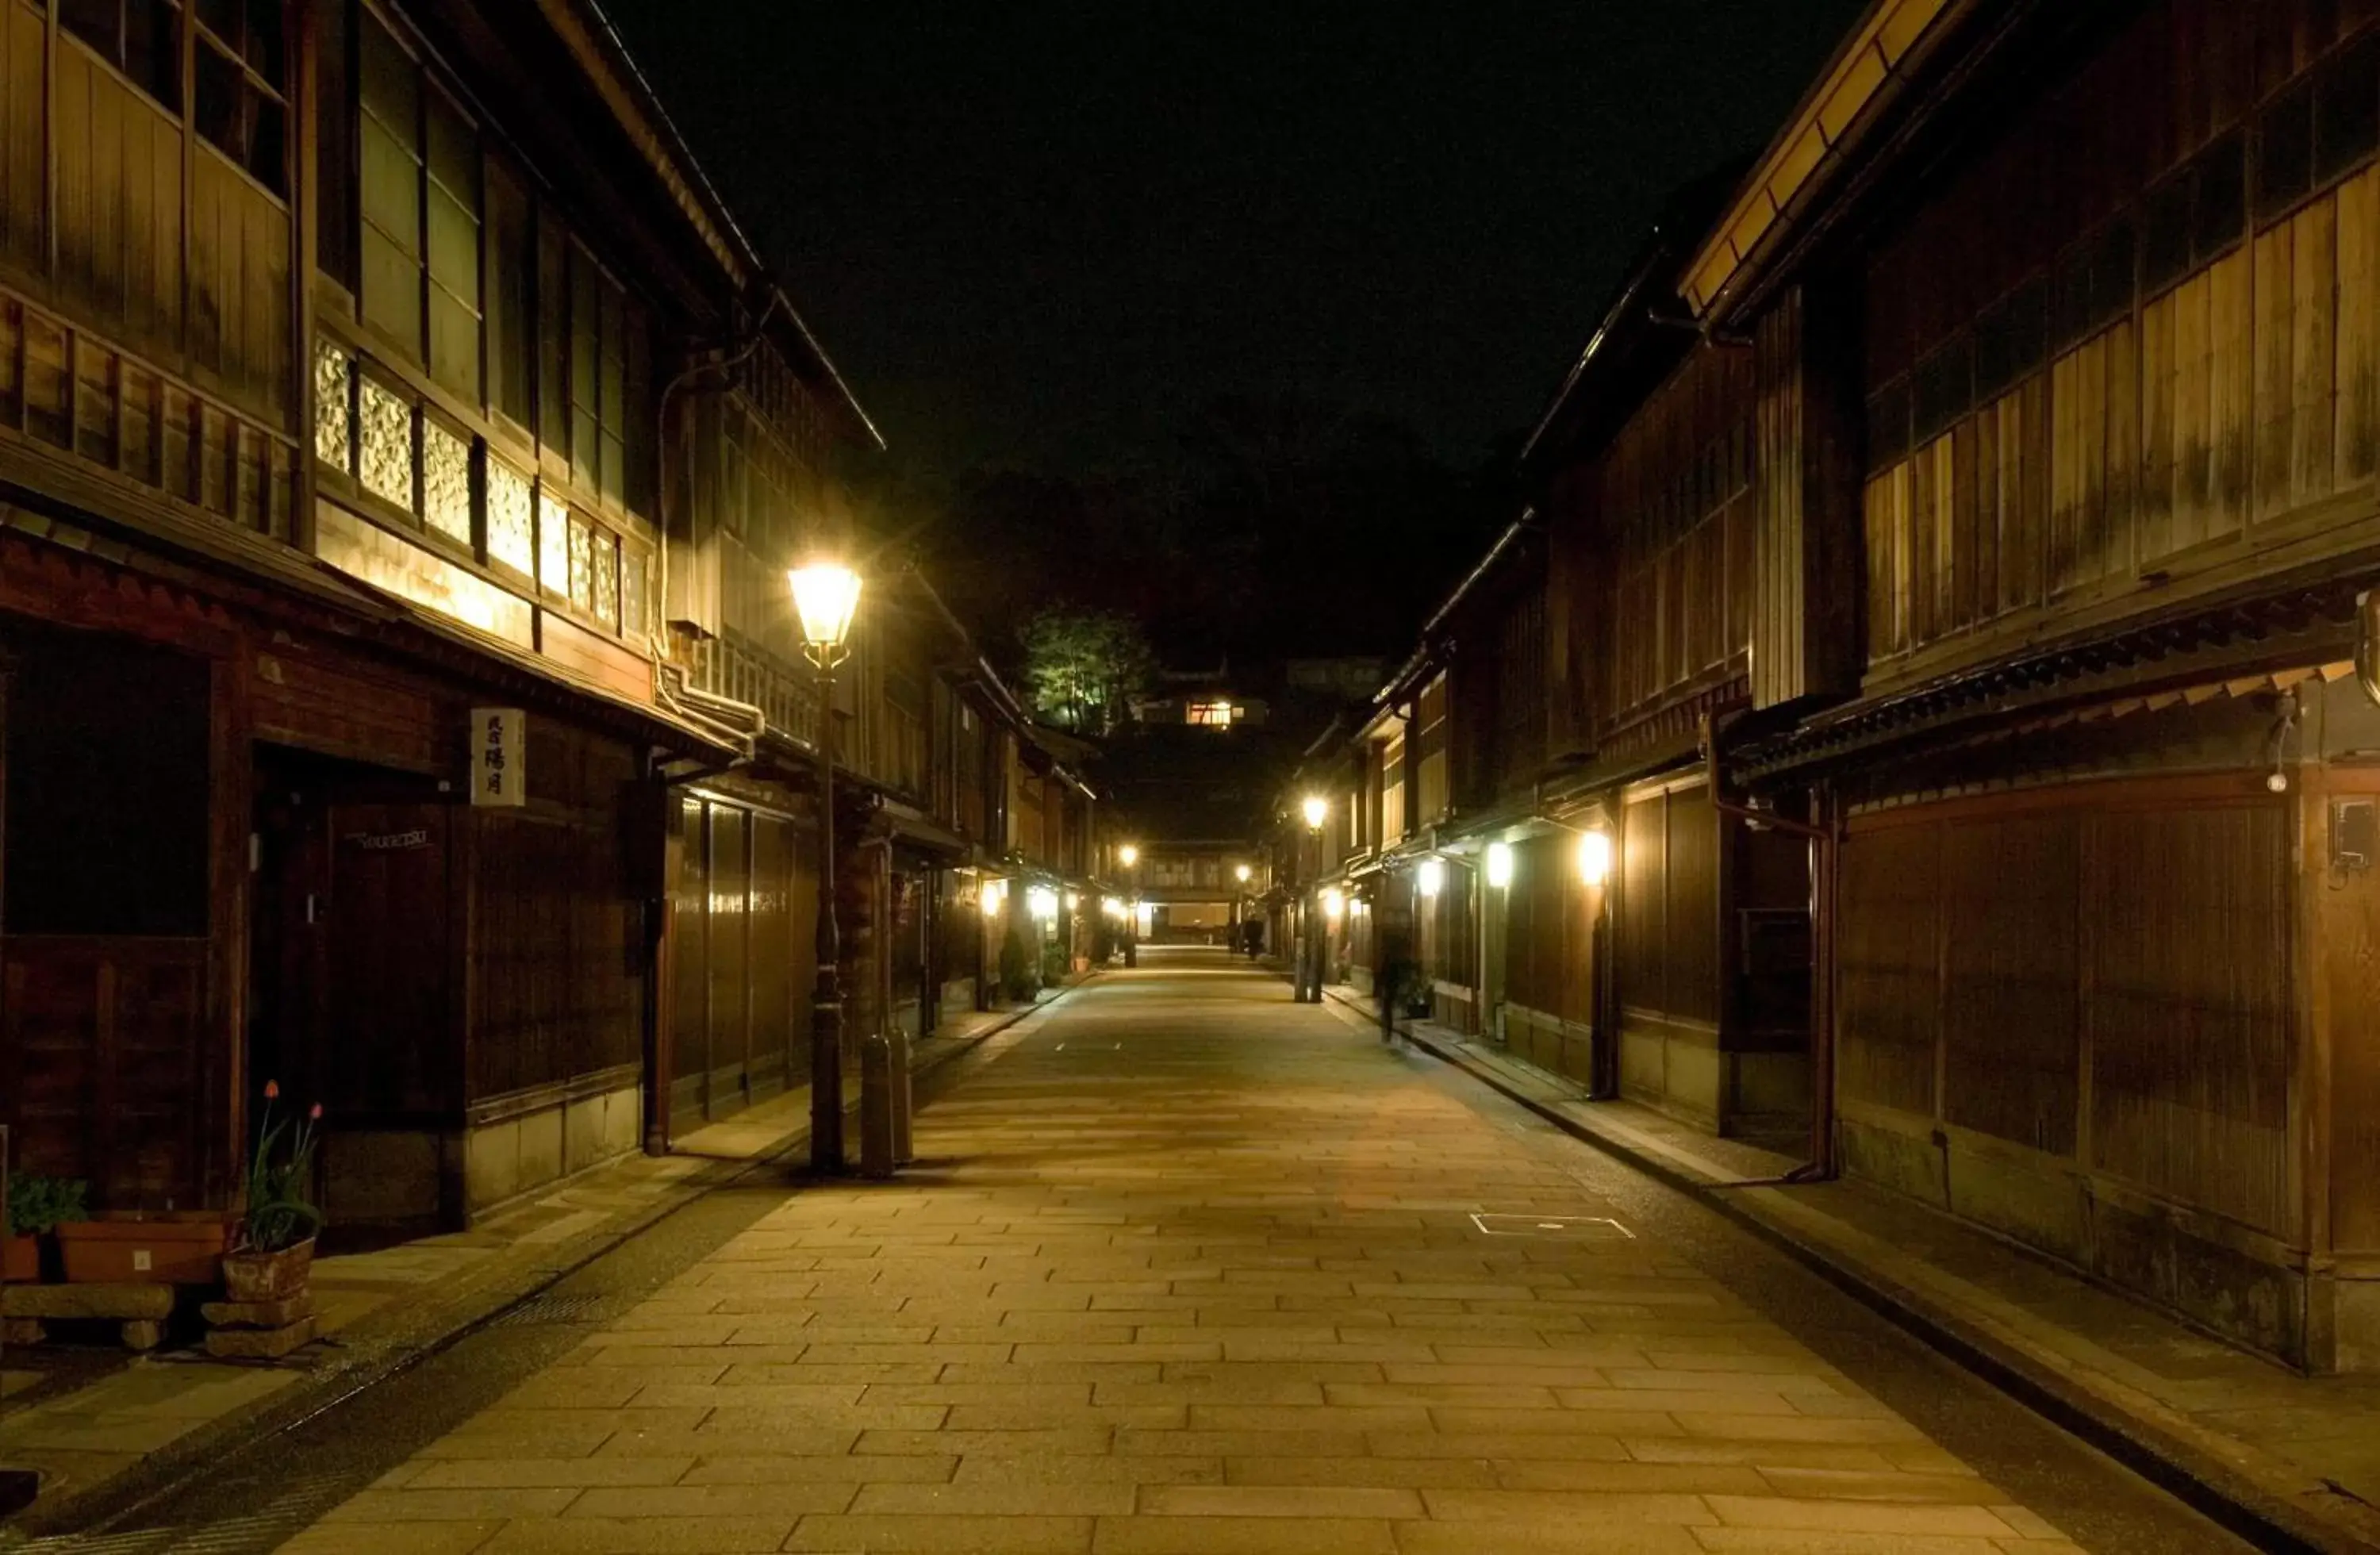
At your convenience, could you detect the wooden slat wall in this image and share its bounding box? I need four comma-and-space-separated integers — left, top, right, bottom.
1837, 822, 1940, 1115
1860, 0, 2380, 682
0, 2, 42, 278
1942, 816, 2080, 1156
50, 43, 186, 376
1840, 788, 2294, 1238
2090, 801, 2294, 1238
469, 723, 643, 1105
1505, 833, 1593, 1027
1599, 344, 1756, 726
0, 938, 208, 1211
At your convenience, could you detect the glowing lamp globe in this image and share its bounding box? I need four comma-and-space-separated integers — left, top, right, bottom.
1301, 795, 1329, 831
1577, 830, 1613, 888
788, 562, 862, 651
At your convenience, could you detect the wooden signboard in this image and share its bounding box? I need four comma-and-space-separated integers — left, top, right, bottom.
470, 708, 527, 808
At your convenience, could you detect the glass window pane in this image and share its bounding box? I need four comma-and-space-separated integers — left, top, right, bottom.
538, 486, 568, 596
359, 227, 421, 356
566, 512, 593, 611
427, 188, 478, 305
620, 545, 647, 640
356, 374, 415, 510
592, 528, 618, 629
486, 455, 534, 575
314, 0, 355, 284
124, 0, 180, 109
428, 287, 478, 401
421, 417, 470, 544
486, 161, 532, 428
310, 336, 351, 471
359, 116, 420, 251
61, 0, 119, 61
359, 12, 416, 136
244, 0, 284, 87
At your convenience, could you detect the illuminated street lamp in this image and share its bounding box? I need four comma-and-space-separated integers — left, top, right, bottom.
1234, 862, 1251, 884
1119, 843, 1142, 967
1577, 829, 1613, 888
1296, 796, 1329, 1002
789, 560, 889, 1179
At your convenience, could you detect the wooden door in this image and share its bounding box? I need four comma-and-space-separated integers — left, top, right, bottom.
321, 800, 455, 1123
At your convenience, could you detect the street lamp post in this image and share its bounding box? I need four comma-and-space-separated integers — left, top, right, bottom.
1119, 843, 1140, 968
790, 561, 867, 1177
1298, 795, 1328, 1002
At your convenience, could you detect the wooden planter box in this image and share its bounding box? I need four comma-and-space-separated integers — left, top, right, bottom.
1, 1234, 36, 1284
56, 1217, 226, 1284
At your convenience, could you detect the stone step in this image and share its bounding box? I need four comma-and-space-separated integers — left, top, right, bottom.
204, 1316, 315, 1361
200, 1292, 316, 1330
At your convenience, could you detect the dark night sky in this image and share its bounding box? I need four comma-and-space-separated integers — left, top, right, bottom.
598, 2, 1868, 481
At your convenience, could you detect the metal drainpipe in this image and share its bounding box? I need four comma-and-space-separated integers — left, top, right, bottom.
2359, 589, 2380, 708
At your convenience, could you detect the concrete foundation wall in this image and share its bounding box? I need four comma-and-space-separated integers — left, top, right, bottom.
1840, 1107, 2312, 1366
466, 1081, 643, 1217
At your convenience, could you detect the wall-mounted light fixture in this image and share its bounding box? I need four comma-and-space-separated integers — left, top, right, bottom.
1486, 841, 1514, 889
1322, 887, 1345, 921
1418, 857, 1445, 898
1302, 795, 1330, 831
1577, 830, 1613, 888
1027, 885, 1059, 921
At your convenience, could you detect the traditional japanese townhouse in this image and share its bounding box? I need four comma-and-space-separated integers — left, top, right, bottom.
1657, 0, 2380, 1372
0, 0, 1013, 1238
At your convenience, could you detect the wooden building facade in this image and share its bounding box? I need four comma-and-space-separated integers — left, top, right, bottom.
0, 0, 1097, 1236
1290, 0, 2380, 1370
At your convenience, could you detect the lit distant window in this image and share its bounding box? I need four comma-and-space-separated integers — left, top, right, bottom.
1188, 701, 1234, 728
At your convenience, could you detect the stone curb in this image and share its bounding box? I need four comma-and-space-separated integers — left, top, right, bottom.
0, 978, 1089, 1545
1309, 982, 2366, 1555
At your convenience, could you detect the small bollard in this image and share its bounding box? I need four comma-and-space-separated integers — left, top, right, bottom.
859, 1030, 897, 1180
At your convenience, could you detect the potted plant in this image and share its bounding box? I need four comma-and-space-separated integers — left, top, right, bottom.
221, 1083, 323, 1303
4, 1173, 87, 1283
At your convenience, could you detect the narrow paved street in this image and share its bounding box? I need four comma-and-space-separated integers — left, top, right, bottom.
87, 957, 2246, 1554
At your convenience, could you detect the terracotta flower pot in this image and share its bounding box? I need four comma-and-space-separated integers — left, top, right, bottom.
56, 1216, 228, 1284
222, 1238, 315, 1304
1, 1234, 36, 1284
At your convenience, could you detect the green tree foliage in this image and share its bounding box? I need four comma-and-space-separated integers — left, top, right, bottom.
1019, 609, 1156, 735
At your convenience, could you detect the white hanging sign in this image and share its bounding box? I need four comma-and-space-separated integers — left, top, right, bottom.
470, 707, 527, 808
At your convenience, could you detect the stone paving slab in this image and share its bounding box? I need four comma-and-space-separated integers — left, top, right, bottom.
1350, 989, 2380, 1553
277, 963, 2175, 1554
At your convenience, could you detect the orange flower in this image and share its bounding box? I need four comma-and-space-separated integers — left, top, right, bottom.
263, 1080, 280, 1100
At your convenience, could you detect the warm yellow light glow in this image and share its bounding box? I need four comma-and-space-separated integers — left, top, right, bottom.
1578, 829, 1613, 887
1417, 857, 1445, 898
1065, 891, 1081, 911
1322, 888, 1345, 921
1486, 841, 1514, 889
1119, 843, 1139, 868
981, 877, 1008, 912
1234, 863, 1252, 883
1301, 795, 1329, 831
1027, 885, 1058, 920
1188, 701, 1234, 728
1102, 896, 1125, 918
787, 562, 862, 649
